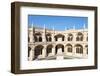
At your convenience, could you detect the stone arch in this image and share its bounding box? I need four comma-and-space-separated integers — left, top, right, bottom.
46, 33, 52, 42
67, 33, 73, 41
76, 32, 83, 41
55, 44, 64, 55
34, 32, 42, 42
75, 44, 83, 54
34, 45, 44, 59
46, 44, 53, 56
55, 34, 65, 41
66, 44, 72, 52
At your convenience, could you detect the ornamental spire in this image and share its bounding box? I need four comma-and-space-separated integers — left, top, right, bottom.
52, 25, 55, 31
73, 25, 75, 30
44, 24, 46, 29
32, 22, 34, 28
83, 24, 86, 29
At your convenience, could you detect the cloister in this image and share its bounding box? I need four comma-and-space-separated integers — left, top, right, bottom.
28, 27, 88, 60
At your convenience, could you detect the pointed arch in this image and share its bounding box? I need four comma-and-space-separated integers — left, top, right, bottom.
55, 44, 64, 54
46, 44, 53, 56
55, 34, 65, 41
34, 45, 44, 59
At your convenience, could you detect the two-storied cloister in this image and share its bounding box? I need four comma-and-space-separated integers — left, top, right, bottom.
28, 27, 88, 60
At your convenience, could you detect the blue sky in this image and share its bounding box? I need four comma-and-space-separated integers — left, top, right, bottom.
28, 15, 88, 31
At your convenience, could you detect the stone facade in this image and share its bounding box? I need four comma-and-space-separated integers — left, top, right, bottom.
28, 26, 88, 61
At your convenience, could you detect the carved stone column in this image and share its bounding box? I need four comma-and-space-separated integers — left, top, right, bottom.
72, 45, 76, 56
64, 45, 67, 55
42, 28, 46, 42
42, 35, 46, 42
52, 33, 55, 42
51, 45, 55, 55
83, 34, 87, 41
64, 33, 67, 41
83, 45, 87, 58
29, 32, 34, 43
73, 33, 76, 43
42, 45, 46, 58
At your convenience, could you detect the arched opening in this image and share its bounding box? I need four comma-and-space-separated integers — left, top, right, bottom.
34, 32, 42, 42
56, 44, 64, 55
46, 33, 52, 42
34, 45, 43, 59
67, 33, 73, 41
55, 34, 65, 41
75, 44, 83, 54
76, 32, 83, 41
28, 47, 31, 57
66, 44, 72, 52
39, 36, 42, 42
46, 44, 53, 56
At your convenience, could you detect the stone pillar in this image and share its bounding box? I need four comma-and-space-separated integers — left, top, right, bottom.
51, 45, 55, 55
37, 36, 39, 42
72, 45, 76, 56
52, 33, 55, 42
42, 32, 46, 42
64, 33, 67, 41
29, 32, 34, 43
28, 46, 34, 61
42, 45, 46, 58
83, 34, 87, 41
64, 45, 67, 55
83, 45, 87, 57
73, 33, 76, 42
